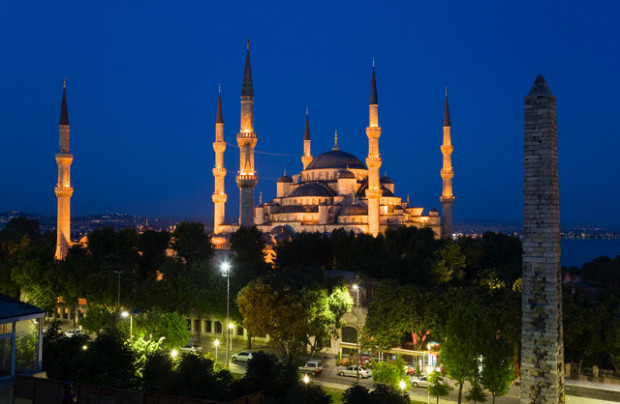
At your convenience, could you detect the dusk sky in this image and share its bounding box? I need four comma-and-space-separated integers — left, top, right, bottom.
2, 1, 619, 229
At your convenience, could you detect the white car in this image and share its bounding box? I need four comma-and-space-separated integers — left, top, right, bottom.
410, 376, 430, 387
337, 366, 372, 378
64, 329, 86, 338
231, 351, 254, 363
180, 344, 203, 353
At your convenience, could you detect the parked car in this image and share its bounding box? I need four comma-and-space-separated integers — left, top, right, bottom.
180, 344, 203, 353
298, 360, 324, 376
231, 351, 254, 363
411, 375, 446, 388
337, 366, 372, 378
410, 376, 430, 388
64, 329, 86, 338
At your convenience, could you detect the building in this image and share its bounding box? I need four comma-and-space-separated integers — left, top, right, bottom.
54, 81, 73, 260
214, 44, 453, 240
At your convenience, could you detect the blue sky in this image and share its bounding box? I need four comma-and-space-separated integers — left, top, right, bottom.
2, 0, 619, 228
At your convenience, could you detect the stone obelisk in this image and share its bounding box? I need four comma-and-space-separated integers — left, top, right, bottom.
521, 75, 564, 403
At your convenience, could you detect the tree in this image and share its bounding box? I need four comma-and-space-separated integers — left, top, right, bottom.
237, 279, 351, 363
79, 305, 116, 334
465, 380, 487, 403
439, 299, 483, 404
342, 385, 372, 404
140, 311, 190, 349
427, 370, 451, 404
430, 240, 466, 285
171, 222, 214, 264
480, 333, 515, 404
371, 356, 410, 391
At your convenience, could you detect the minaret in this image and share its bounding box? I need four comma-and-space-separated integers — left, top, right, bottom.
365, 60, 382, 237
212, 86, 227, 233
54, 81, 73, 260
440, 89, 455, 238
236, 40, 258, 226
521, 75, 564, 403
301, 108, 312, 169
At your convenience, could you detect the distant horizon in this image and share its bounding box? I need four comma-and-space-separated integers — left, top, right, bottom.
2, 209, 619, 232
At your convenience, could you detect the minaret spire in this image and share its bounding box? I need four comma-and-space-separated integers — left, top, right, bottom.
440, 91, 454, 238
55, 82, 74, 260
237, 41, 258, 226
366, 61, 382, 237
213, 86, 227, 233
301, 108, 313, 169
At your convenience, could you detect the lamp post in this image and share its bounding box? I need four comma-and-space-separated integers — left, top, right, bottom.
352, 284, 359, 306
399, 380, 406, 397
221, 262, 231, 366
113, 270, 124, 310
121, 311, 132, 339
214, 339, 219, 362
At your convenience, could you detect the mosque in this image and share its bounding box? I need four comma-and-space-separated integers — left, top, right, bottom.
211, 42, 454, 243
51, 43, 455, 260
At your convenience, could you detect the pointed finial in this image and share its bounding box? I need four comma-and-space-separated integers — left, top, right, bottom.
445, 86, 448, 97
384, 171, 387, 177
372, 57, 375, 68
63, 78, 66, 88
219, 83, 221, 94
407, 194, 410, 204
332, 130, 340, 151
247, 37, 250, 50
306, 107, 308, 116
259, 192, 263, 205
284, 169, 287, 176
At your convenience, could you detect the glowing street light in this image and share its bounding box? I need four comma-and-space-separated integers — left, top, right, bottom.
221, 261, 231, 366
352, 284, 359, 306
121, 311, 133, 339
303, 375, 309, 385
399, 380, 406, 396
214, 339, 220, 362
171, 349, 178, 359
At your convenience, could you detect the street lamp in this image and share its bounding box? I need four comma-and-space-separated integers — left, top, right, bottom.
121, 311, 133, 339
399, 380, 406, 396
221, 261, 231, 366
113, 270, 124, 310
303, 375, 309, 385
214, 339, 220, 362
352, 284, 359, 306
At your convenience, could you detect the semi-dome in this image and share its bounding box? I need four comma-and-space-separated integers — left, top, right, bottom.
338, 169, 356, 179
305, 150, 367, 170
289, 182, 336, 197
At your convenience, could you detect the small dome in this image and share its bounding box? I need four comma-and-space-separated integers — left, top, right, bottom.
278, 175, 293, 183
289, 182, 335, 197
380, 175, 394, 184
305, 150, 367, 170
338, 169, 356, 179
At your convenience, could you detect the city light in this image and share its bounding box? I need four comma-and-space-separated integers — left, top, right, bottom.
171, 349, 178, 359
303, 375, 309, 385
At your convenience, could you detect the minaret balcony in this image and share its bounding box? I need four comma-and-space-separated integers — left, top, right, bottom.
365, 188, 383, 199
441, 145, 454, 154
365, 157, 382, 168
212, 193, 228, 204
366, 127, 382, 138
440, 169, 454, 179
213, 142, 227, 153
55, 153, 73, 165
236, 174, 258, 188
55, 186, 74, 197
212, 167, 227, 177
440, 196, 455, 204
237, 131, 257, 140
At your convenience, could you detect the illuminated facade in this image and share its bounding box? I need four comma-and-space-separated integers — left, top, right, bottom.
54, 82, 73, 260
215, 46, 450, 239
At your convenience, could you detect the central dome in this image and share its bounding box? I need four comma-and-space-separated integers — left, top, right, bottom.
305, 150, 367, 170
